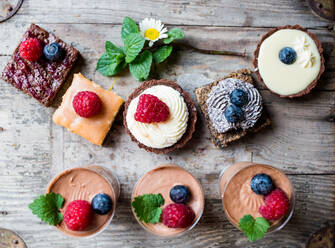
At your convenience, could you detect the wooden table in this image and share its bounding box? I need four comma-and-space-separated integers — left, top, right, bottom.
0, 0, 334, 247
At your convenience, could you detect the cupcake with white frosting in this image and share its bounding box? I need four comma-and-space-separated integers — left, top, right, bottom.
123, 79, 197, 154
253, 25, 325, 98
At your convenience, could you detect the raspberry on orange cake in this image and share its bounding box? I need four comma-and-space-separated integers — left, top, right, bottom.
53, 73, 123, 146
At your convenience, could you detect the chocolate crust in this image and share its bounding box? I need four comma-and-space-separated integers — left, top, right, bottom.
123, 79, 197, 154
195, 68, 270, 148
253, 25, 325, 98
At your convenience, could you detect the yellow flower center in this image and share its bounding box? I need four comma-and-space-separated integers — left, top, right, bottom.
144, 28, 159, 41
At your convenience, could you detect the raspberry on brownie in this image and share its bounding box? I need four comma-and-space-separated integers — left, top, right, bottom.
53, 73, 123, 146
1, 24, 79, 106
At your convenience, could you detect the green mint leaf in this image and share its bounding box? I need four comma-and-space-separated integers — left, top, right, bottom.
121, 17, 139, 42
164, 28, 185, 44
129, 50, 152, 81
153, 45, 173, 64
131, 193, 164, 224
29, 193, 64, 226
96, 52, 127, 76
105, 41, 124, 56
124, 33, 145, 63
238, 215, 270, 242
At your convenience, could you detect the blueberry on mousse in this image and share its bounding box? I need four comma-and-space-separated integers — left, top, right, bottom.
224, 105, 244, 123
250, 173, 274, 195
279, 47, 297, 65
170, 185, 190, 204
230, 89, 248, 107
43, 42, 64, 61
92, 193, 113, 215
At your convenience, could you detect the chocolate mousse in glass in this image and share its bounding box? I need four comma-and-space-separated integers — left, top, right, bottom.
46, 166, 120, 238
219, 162, 295, 233
131, 164, 205, 237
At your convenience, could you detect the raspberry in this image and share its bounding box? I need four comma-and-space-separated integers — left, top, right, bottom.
19, 38, 42, 62
134, 94, 169, 123
64, 200, 93, 231
72, 91, 102, 118
162, 203, 195, 228
259, 188, 290, 221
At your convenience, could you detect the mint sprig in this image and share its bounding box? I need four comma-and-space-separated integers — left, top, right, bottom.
29, 193, 64, 226
124, 33, 145, 63
153, 45, 173, 64
96, 17, 184, 81
131, 193, 164, 224
129, 50, 153, 81
121, 16, 139, 42
163, 28, 184, 44
238, 215, 270, 242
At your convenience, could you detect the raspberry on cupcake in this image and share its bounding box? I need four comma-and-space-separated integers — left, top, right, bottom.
253, 25, 325, 98
123, 79, 197, 154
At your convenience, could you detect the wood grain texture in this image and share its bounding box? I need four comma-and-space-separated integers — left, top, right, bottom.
0, 0, 335, 247
10, 0, 330, 28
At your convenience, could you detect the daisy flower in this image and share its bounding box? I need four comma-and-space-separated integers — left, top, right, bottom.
139, 18, 168, 47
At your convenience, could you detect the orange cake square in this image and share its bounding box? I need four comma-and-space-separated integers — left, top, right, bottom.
53, 73, 123, 145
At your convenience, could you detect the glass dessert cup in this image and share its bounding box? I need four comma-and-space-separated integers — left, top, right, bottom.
46, 165, 120, 238
219, 162, 295, 233
131, 164, 205, 238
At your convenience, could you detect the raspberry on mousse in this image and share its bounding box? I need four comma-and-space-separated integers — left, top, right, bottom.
162, 203, 195, 228
64, 200, 93, 231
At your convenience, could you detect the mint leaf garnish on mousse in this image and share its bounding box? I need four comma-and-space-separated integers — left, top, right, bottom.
238, 214, 270, 242
29, 192, 64, 226
131, 193, 164, 224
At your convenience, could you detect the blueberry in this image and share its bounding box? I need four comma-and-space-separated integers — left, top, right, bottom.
230, 89, 248, 107
43, 42, 64, 61
224, 105, 244, 123
250, 174, 274, 195
279, 47, 297, 65
170, 185, 190, 204
91, 193, 113, 215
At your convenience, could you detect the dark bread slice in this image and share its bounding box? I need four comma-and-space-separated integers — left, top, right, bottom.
195, 68, 270, 148
123, 79, 197, 154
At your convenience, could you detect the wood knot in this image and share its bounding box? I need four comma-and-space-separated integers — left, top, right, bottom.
326, 115, 335, 122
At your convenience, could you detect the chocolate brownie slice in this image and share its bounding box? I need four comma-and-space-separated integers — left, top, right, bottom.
195, 69, 270, 148
1, 24, 79, 106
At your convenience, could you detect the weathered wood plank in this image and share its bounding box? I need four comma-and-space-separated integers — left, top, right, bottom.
1, 1, 335, 247
1, 23, 334, 90
11, 0, 329, 28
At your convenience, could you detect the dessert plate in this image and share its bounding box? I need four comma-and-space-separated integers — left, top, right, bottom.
0, 228, 27, 248
0, 0, 23, 23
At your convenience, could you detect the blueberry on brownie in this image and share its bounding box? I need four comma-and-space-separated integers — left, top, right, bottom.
1, 24, 79, 106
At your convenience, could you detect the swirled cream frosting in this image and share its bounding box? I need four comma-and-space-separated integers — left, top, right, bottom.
126, 85, 189, 148
206, 78, 262, 133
